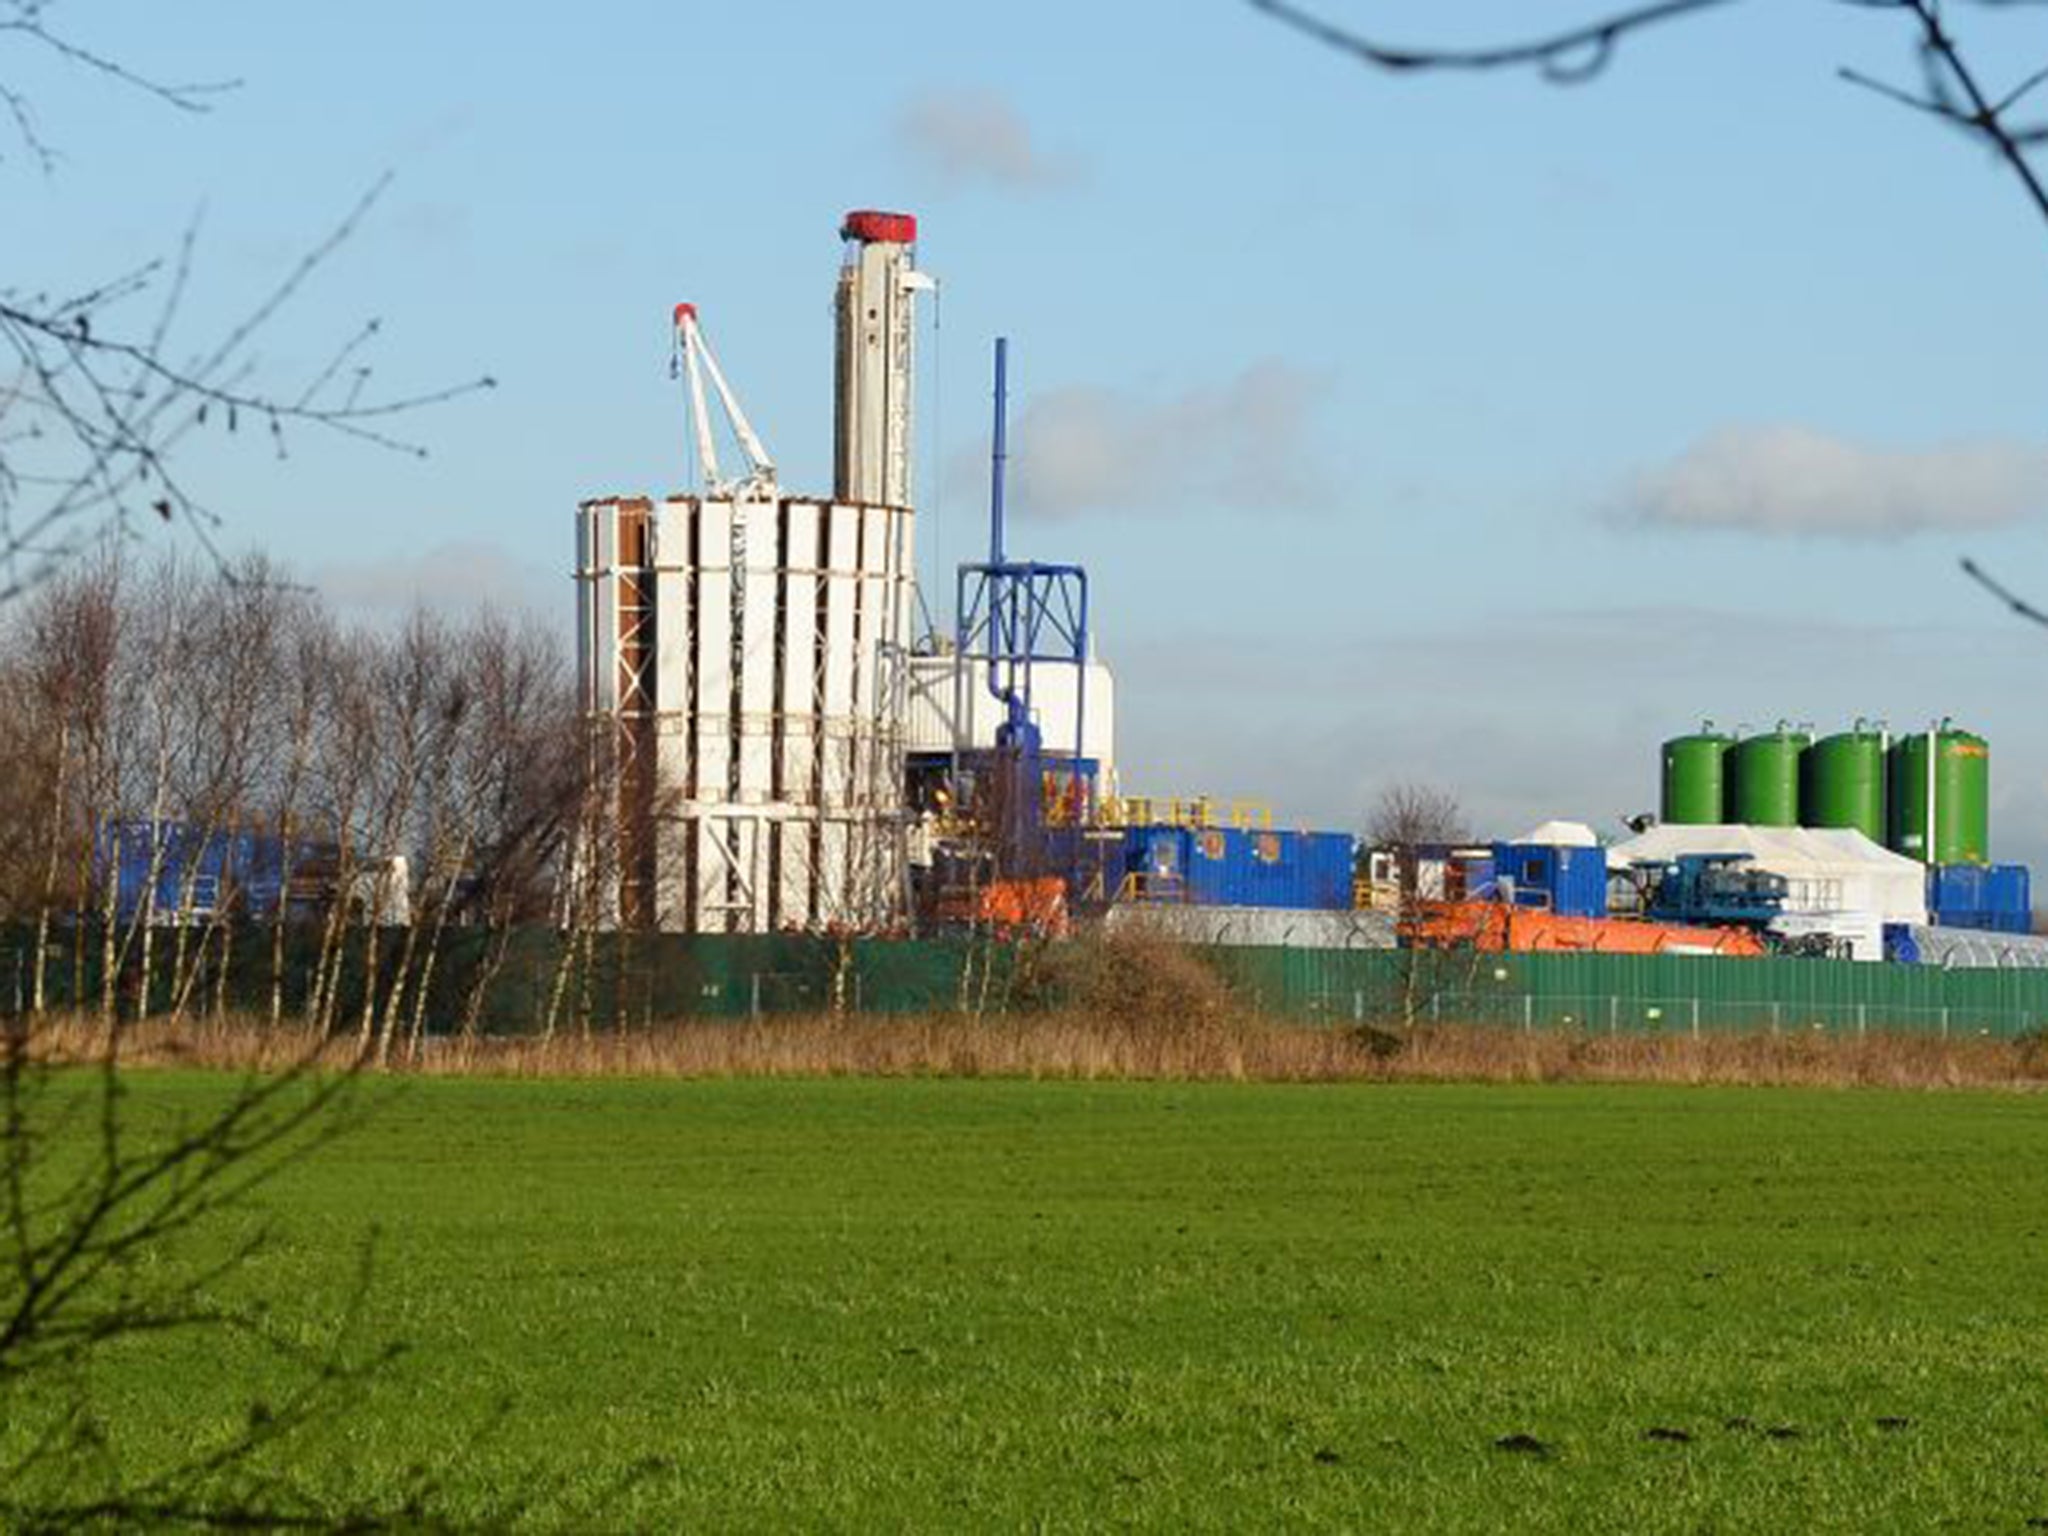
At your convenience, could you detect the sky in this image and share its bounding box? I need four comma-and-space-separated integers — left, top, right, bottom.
13, 1, 2048, 866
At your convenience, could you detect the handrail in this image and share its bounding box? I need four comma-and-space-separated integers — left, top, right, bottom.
1115, 871, 1188, 904
1099, 795, 1275, 831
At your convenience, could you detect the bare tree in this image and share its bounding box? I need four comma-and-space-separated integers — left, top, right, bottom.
0, 564, 619, 1523
1364, 779, 1469, 911
434, 610, 585, 1041
1366, 780, 1469, 855
0, 551, 121, 1007
0, 14, 502, 1525
1359, 781, 1480, 1028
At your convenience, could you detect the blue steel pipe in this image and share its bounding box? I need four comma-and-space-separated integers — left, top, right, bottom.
983, 336, 1031, 739
990, 335, 1008, 564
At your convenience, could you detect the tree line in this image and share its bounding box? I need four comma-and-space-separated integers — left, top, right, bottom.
0, 548, 628, 1053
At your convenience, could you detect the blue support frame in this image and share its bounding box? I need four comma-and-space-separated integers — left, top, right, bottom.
940, 336, 1095, 891
951, 559, 1091, 877
954, 559, 1089, 747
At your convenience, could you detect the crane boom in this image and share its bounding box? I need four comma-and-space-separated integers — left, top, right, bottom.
672, 303, 777, 500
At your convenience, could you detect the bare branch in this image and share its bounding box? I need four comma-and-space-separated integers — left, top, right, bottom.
1961, 556, 2048, 630
0, 1, 236, 119
0, 180, 496, 601
1246, 0, 1745, 83
1893, 0, 2048, 229
1247, 0, 2048, 234
0, 16, 494, 601
1837, 63, 1962, 123
1993, 58, 2048, 115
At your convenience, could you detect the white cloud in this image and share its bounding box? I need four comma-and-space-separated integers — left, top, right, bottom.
314, 539, 560, 624
1624, 424, 2048, 538
894, 90, 1080, 191
953, 360, 1337, 520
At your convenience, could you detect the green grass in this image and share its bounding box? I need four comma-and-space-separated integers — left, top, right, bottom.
16, 1074, 2048, 1530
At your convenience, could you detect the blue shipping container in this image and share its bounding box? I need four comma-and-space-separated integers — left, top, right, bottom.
1109, 825, 1356, 911
1929, 863, 2033, 934
1987, 864, 2033, 934
1302, 832, 1359, 910
1229, 829, 1355, 911
1930, 864, 1985, 922
1493, 842, 1609, 919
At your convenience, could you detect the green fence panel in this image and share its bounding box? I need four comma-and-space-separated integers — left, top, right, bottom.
1195, 945, 2048, 1040
1320, 950, 2048, 1040
6, 920, 2045, 1041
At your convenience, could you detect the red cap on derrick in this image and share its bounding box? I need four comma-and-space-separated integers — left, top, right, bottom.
840, 209, 918, 245
672, 302, 697, 325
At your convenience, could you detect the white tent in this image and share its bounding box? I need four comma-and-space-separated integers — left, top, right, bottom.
1608, 824, 1927, 927
1509, 820, 1600, 848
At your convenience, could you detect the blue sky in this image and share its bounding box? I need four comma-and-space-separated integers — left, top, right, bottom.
16, 1, 2048, 863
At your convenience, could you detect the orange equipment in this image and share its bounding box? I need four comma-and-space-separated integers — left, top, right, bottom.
1403, 901, 1766, 957
936, 876, 1070, 937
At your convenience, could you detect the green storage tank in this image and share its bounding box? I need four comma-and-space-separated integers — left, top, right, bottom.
1802, 724, 1887, 843
1888, 724, 1990, 864
1660, 726, 1733, 824
1726, 725, 1808, 827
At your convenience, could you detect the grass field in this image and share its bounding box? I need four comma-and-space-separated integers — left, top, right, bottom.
13, 1072, 2048, 1530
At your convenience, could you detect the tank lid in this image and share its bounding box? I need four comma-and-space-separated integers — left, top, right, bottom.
841, 209, 918, 244
1668, 720, 1731, 744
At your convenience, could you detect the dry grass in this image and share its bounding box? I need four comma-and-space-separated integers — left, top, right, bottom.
1022, 927, 1239, 1031
19, 1008, 2048, 1091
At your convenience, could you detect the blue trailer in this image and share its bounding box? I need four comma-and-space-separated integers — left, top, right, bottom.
96, 821, 340, 925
